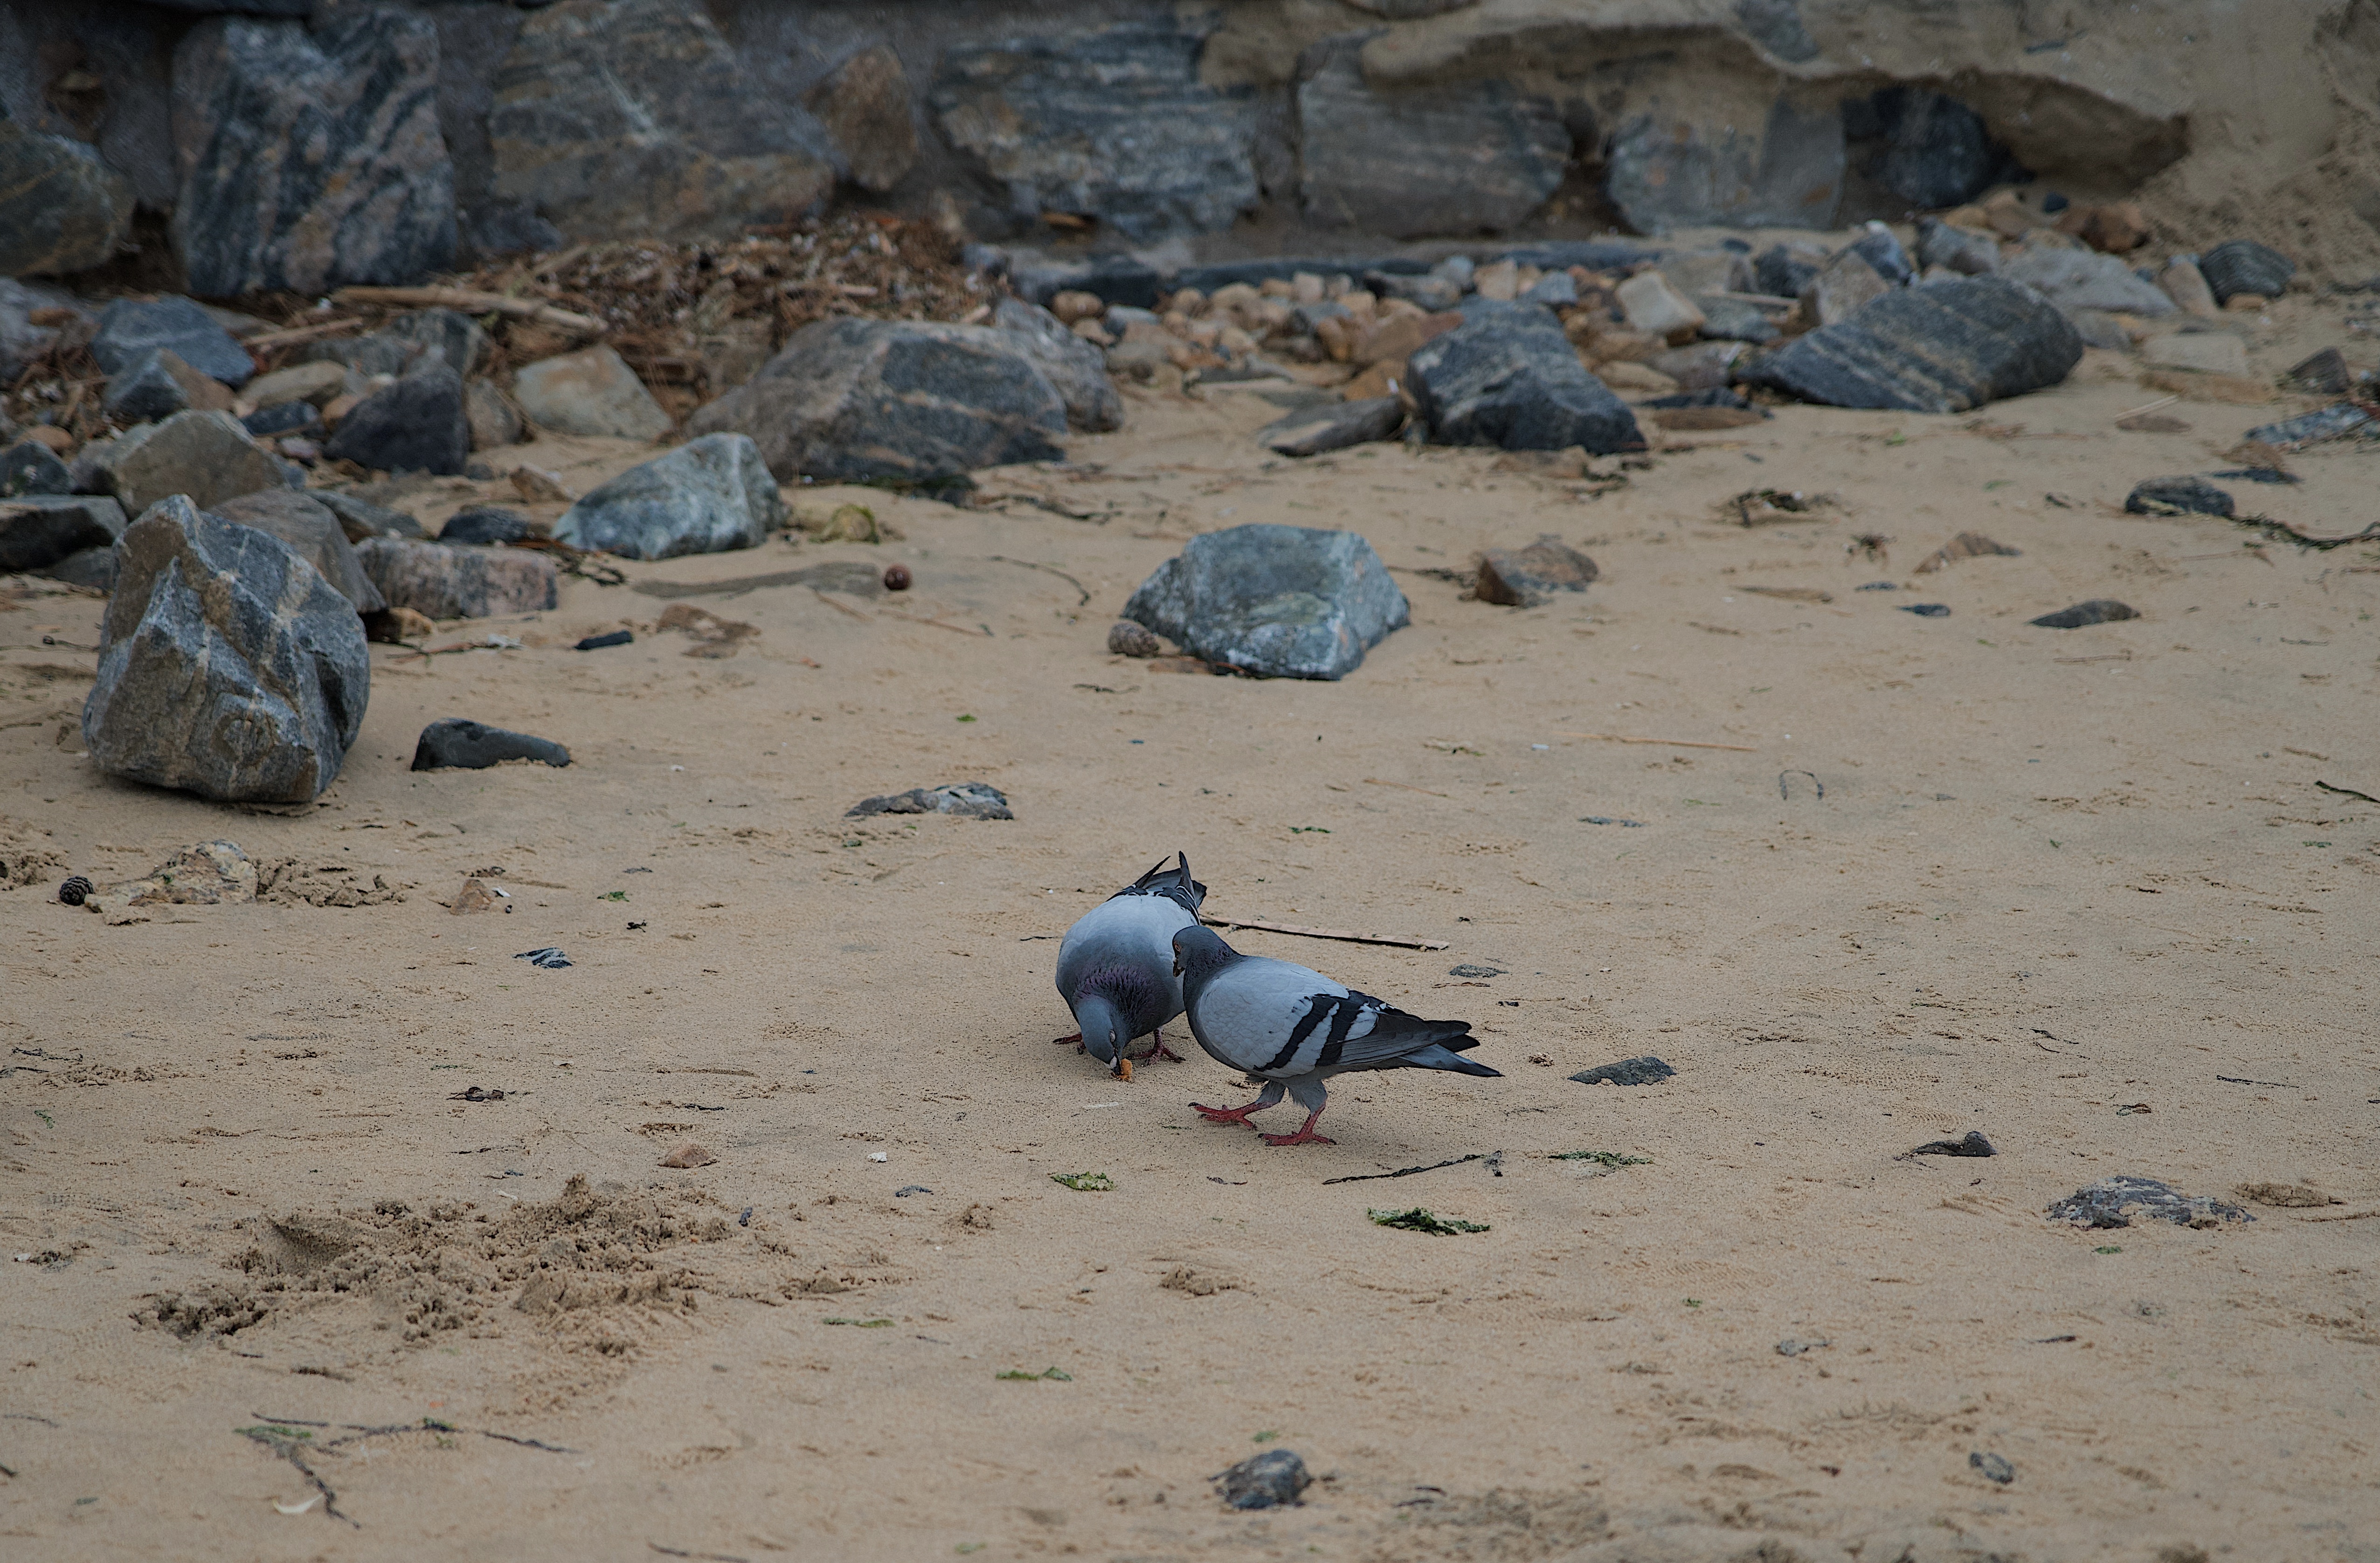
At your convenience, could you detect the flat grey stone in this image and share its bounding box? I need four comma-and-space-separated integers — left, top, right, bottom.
847, 782, 1012, 820
2046, 1176, 2249, 1230
2001, 243, 2176, 317
1257, 396, 1407, 458
511, 347, 670, 442
91, 411, 286, 513
1740, 276, 2082, 413
412, 718, 570, 771
553, 433, 783, 560
1570, 1056, 1675, 1086
91, 297, 254, 388
1474, 536, 1598, 608
354, 537, 558, 620
1124, 523, 1409, 681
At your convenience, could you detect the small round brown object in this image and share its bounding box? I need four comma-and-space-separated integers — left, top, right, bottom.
883, 564, 912, 591
1107, 621, 1163, 657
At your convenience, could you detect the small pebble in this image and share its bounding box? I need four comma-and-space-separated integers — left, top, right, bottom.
883, 564, 911, 591
1970, 1451, 2015, 1485
1214, 1448, 1312, 1510
56, 875, 93, 906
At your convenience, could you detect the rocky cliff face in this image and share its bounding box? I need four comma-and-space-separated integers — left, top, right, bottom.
1, 0, 2373, 289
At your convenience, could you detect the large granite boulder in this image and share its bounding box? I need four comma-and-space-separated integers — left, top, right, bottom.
805, 42, 918, 194
83, 497, 371, 805
90, 411, 286, 513
991, 299, 1122, 432
489, 0, 835, 244
171, 8, 456, 296
1297, 37, 1566, 239
213, 489, 388, 614
322, 365, 470, 476
0, 495, 127, 574
354, 537, 557, 620
686, 317, 1067, 482
0, 121, 136, 277
553, 433, 782, 560
1407, 302, 1646, 455
1741, 275, 2082, 413
1124, 524, 1409, 681
91, 297, 254, 388
931, 21, 1257, 239
1606, 96, 1845, 233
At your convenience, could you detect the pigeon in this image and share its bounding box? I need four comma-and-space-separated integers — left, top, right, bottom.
1053, 853, 1207, 1079
1170, 926, 1499, 1146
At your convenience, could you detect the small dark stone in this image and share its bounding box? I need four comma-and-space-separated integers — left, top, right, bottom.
1753, 245, 1822, 300
2124, 476, 2233, 517
1641, 387, 1752, 410
2195, 239, 2294, 304
1474, 536, 1598, 608
1446, 963, 1503, 979
1969, 1452, 2016, 1486
1408, 301, 1646, 455
1900, 603, 1951, 617
1257, 396, 1407, 458
2041, 191, 2069, 214
2282, 347, 2351, 396
1908, 1130, 1995, 1157
0, 494, 127, 574
322, 365, 470, 477
2046, 1176, 2250, 1230
439, 506, 534, 546
2030, 599, 2138, 629
846, 782, 1013, 820
1, 441, 73, 498
1569, 1056, 1675, 1087
2242, 402, 2375, 452
57, 875, 93, 906
242, 401, 323, 440
1841, 221, 1914, 286
574, 629, 633, 651
883, 564, 912, 592
412, 718, 571, 771
1107, 621, 1162, 657
90, 297, 254, 389
513, 947, 572, 970
313, 490, 426, 543
1213, 1449, 1311, 1511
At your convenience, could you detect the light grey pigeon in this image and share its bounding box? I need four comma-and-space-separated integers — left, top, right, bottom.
1171, 925, 1498, 1146
1053, 853, 1207, 1079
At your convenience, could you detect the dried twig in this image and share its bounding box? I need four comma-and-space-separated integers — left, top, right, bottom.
1322, 1153, 1485, 1186
984, 555, 1092, 606
332, 286, 605, 336
2315, 780, 2380, 806
810, 587, 872, 621
1557, 731, 1757, 752
1199, 914, 1450, 951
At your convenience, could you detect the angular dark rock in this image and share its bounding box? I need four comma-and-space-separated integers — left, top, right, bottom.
1214, 1449, 1311, 1512
2283, 347, 2351, 396
1908, 1131, 1996, 1157
83, 496, 370, 804
847, 782, 1013, 821
1916, 217, 2001, 276
1474, 536, 1599, 608
1753, 244, 1824, 300
1124, 523, 1408, 681
2195, 239, 2295, 304
1842, 221, 1915, 286
490, 0, 835, 244
314, 490, 426, 544
171, 9, 455, 295
103, 350, 233, 425
1647, 340, 1747, 392
91, 411, 287, 513
242, 401, 324, 440
1861, 86, 2004, 210
2242, 402, 2375, 451
2046, 1176, 2249, 1230
213, 489, 387, 614
575, 630, 633, 651
806, 42, 918, 194
1606, 97, 1845, 232
991, 299, 1123, 433
437, 506, 534, 547
2029, 599, 2138, 629
323, 365, 470, 477
1407, 302, 1646, 455
91, 297, 254, 389
1, 441, 74, 498
37, 547, 118, 593
354, 537, 558, 620
932, 21, 1256, 240
686, 317, 1066, 482
1734, 0, 1821, 61
1298, 37, 1566, 239
412, 718, 570, 771
0, 120, 136, 277
1741, 276, 2082, 413
1256, 397, 1407, 458
553, 433, 783, 560
1570, 1056, 1676, 1086
0, 494, 127, 574
2123, 476, 2232, 517
384, 309, 490, 377
291, 332, 419, 379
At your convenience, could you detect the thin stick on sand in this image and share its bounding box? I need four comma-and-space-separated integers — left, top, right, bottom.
1556, 731, 1757, 752
1363, 777, 1450, 797
1199, 914, 1451, 952
332, 285, 605, 336
809, 587, 872, 621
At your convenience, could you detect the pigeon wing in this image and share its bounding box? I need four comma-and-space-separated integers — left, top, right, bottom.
1188, 956, 1355, 1077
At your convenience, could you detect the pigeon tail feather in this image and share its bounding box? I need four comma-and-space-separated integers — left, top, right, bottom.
1392, 1042, 1502, 1078
1117, 851, 1206, 914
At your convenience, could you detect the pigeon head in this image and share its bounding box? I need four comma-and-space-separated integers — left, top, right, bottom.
1171, 924, 1238, 980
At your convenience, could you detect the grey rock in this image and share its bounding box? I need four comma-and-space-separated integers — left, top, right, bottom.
460, 201, 563, 261
2065, 310, 2133, 352
1123, 523, 1409, 681
1695, 297, 1780, 343
1842, 221, 1914, 286
1907, 1130, 1995, 1156
847, 782, 1012, 821
933, 21, 1257, 240
2283, 347, 2352, 396
171, 9, 456, 296
243, 402, 324, 440
313, 490, 425, 544
1646, 340, 1746, 392
1753, 243, 1825, 299
2243, 402, 2376, 451
1407, 302, 1647, 455
2046, 1176, 2249, 1230
436, 506, 533, 546
102, 350, 231, 425
686, 316, 1067, 483
464, 379, 526, 450
2, 441, 73, 498
805, 42, 917, 194
353, 536, 558, 620
1570, 1056, 1676, 1086
1107, 621, 1163, 657
490, 0, 834, 244
2000, 243, 2175, 317
1214, 1449, 1311, 1511
385, 309, 490, 377
213, 489, 387, 614
1522, 270, 1578, 306
1257, 396, 1407, 458
1861, 86, 2003, 210
83, 496, 370, 804
1607, 96, 1844, 232
36, 546, 118, 594
2031, 598, 2138, 629
292, 332, 420, 380
992, 299, 1123, 433
0, 494, 127, 573
93, 411, 286, 513
411, 718, 569, 771
1916, 217, 2000, 276
1969, 1452, 2016, 1486
323, 365, 470, 476
2124, 476, 2232, 517
1298, 38, 1565, 239
1741, 276, 2082, 413
2196, 239, 2295, 304
0, 121, 136, 276
1474, 536, 1598, 607
1734, 0, 1821, 62
511, 346, 670, 442
91, 297, 254, 388
553, 433, 783, 560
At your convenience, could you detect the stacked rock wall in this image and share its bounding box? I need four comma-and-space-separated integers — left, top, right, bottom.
2, 0, 2373, 293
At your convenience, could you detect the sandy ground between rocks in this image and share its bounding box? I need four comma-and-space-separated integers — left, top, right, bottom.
3, 296, 2378, 1563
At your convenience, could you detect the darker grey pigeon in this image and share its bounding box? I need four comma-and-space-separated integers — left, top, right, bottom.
1053, 854, 1206, 1079
1171, 926, 1498, 1146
